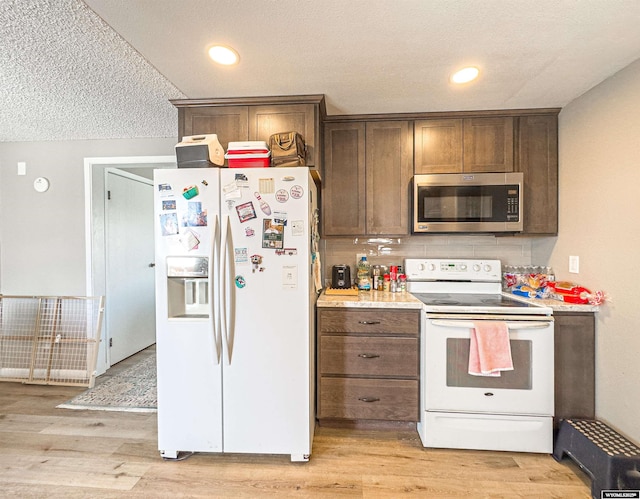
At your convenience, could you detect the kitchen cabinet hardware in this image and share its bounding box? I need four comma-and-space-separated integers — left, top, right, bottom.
318, 308, 419, 424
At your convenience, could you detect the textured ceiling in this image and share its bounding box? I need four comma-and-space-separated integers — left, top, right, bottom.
2, 0, 640, 142
0, 0, 185, 142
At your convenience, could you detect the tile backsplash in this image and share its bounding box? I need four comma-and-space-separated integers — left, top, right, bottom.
321, 234, 554, 287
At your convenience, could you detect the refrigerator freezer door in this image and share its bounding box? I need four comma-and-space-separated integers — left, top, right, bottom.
219, 167, 315, 459
154, 168, 223, 456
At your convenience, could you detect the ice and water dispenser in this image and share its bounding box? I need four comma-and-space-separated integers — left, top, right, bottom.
166, 256, 210, 318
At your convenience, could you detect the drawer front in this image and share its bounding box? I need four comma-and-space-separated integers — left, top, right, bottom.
320, 336, 418, 377
319, 378, 419, 421
319, 309, 419, 335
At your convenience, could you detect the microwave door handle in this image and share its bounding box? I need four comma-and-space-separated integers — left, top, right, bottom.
431, 319, 552, 330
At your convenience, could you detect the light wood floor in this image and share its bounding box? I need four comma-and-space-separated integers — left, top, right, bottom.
0, 348, 591, 498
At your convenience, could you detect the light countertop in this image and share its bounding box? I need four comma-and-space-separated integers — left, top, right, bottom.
317, 289, 599, 313
520, 297, 599, 313
317, 289, 424, 309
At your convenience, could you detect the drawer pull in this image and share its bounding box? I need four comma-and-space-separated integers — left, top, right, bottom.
358, 397, 380, 403
358, 353, 380, 359
358, 320, 381, 325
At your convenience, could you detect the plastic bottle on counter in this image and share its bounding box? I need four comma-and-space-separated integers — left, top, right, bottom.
357, 256, 372, 291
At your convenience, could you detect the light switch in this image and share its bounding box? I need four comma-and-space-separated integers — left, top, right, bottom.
17, 162, 26, 175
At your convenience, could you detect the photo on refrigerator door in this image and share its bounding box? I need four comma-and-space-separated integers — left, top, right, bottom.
160, 213, 179, 236
183, 202, 207, 227
235, 201, 257, 223
262, 219, 284, 249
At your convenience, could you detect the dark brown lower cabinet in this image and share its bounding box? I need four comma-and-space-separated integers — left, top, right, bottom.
317, 308, 594, 429
317, 308, 420, 425
554, 312, 596, 425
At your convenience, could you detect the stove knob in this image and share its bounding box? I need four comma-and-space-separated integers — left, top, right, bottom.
484, 264, 492, 272
418, 263, 425, 271
460, 264, 467, 271
428, 263, 436, 271
472, 264, 481, 272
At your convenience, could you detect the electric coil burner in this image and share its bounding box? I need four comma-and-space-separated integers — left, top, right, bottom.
405, 258, 555, 454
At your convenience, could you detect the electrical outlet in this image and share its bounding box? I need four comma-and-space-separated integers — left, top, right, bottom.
17, 162, 26, 175
569, 255, 580, 274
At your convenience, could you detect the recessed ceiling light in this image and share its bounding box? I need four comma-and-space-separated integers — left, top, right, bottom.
208, 45, 239, 66
451, 66, 479, 84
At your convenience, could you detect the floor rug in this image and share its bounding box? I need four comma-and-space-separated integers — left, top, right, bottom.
57, 354, 157, 413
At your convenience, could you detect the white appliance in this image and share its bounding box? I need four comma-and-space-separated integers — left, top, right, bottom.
153, 167, 320, 462
405, 258, 554, 454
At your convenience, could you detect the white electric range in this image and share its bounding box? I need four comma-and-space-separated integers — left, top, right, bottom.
405, 258, 554, 454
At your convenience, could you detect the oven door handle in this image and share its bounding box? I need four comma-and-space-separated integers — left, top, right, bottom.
430, 319, 553, 330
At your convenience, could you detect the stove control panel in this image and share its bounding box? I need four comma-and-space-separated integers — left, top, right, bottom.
404, 258, 501, 282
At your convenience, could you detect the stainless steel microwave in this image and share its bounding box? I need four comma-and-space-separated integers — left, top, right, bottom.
412, 172, 523, 233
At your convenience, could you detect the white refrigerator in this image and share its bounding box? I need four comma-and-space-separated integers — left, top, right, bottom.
153, 166, 320, 462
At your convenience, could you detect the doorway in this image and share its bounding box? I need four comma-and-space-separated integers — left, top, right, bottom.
84, 156, 175, 374
105, 169, 155, 364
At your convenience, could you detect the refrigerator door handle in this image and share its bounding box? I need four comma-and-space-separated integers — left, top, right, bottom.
221, 215, 236, 363
210, 213, 221, 364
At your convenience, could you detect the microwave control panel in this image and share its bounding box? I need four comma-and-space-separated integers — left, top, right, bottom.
507, 187, 520, 219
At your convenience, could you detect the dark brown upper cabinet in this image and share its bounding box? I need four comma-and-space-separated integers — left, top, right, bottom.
516, 114, 559, 235
323, 121, 413, 236
415, 116, 514, 174
172, 95, 325, 168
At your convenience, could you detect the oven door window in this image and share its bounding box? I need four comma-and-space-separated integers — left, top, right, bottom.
446, 338, 532, 390
417, 185, 518, 223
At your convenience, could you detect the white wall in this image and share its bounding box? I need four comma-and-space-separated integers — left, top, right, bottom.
551, 58, 640, 443
0, 138, 176, 295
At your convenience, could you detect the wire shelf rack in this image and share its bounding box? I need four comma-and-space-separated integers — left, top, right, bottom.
0, 295, 105, 388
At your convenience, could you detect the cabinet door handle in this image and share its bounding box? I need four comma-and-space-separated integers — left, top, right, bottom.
358, 397, 380, 403
358, 353, 380, 359
358, 320, 381, 325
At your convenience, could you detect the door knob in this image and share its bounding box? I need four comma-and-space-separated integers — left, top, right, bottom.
148, 263, 156, 268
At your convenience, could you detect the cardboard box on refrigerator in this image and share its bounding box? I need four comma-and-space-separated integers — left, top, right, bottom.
176, 134, 225, 168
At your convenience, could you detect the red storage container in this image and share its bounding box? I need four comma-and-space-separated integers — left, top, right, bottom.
225, 141, 271, 168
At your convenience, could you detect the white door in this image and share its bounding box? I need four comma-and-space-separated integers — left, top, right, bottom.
106, 170, 156, 364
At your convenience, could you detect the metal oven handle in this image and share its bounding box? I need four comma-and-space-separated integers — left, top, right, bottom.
430, 319, 553, 330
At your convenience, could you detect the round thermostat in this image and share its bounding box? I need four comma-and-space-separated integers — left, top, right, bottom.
34, 177, 50, 192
